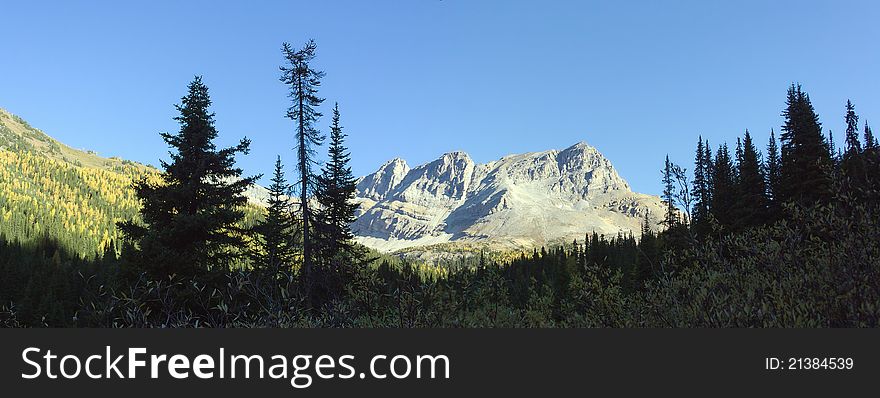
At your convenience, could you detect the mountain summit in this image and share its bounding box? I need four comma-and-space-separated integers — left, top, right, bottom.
353, 141, 665, 252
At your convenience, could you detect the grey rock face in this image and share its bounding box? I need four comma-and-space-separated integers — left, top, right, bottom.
352, 142, 665, 252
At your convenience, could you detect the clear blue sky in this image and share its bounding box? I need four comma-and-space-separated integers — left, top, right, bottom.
1, 1, 878, 195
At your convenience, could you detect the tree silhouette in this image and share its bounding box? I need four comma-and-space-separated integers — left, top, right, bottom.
252, 156, 299, 275
710, 144, 736, 233
120, 76, 256, 276
280, 40, 325, 295
778, 84, 832, 207
661, 155, 678, 227
844, 100, 861, 155
765, 129, 781, 216
315, 103, 359, 260
734, 130, 767, 229
691, 136, 712, 239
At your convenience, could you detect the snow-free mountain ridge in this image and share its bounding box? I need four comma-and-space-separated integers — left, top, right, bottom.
352, 141, 665, 252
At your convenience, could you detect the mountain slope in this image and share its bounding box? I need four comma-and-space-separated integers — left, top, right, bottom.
353, 142, 665, 252
0, 108, 266, 258
0, 108, 145, 171
0, 108, 157, 256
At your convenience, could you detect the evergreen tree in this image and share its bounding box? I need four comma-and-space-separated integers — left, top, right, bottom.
252, 156, 299, 275
735, 137, 744, 169
865, 123, 877, 150
691, 136, 712, 238
734, 130, 768, 229
778, 84, 832, 207
844, 100, 861, 154
704, 140, 714, 198
280, 40, 326, 287
661, 155, 677, 227
120, 77, 256, 276
841, 101, 867, 196
635, 212, 658, 284
710, 144, 736, 233
315, 103, 359, 259
864, 123, 880, 197
765, 130, 781, 206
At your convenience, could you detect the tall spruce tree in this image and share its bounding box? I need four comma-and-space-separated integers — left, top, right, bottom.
636, 211, 658, 282
315, 103, 359, 259
864, 123, 880, 197
661, 155, 677, 227
844, 100, 862, 155
765, 130, 781, 205
710, 144, 737, 233
841, 101, 866, 194
280, 40, 325, 285
691, 136, 712, 238
735, 137, 744, 169
865, 123, 877, 150
120, 76, 256, 276
704, 140, 714, 198
734, 130, 768, 229
778, 84, 832, 206
252, 156, 299, 275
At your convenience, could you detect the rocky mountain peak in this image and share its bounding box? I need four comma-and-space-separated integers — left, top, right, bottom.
355, 157, 410, 201
352, 141, 664, 252
440, 150, 471, 160
424, 150, 474, 179
566, 140, 590, 150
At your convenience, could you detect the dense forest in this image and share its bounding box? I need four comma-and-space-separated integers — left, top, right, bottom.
0, 41, 878, 327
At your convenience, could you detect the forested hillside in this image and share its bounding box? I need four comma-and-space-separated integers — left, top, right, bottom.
0, 109, 266, 259
0, 108, 157, 258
